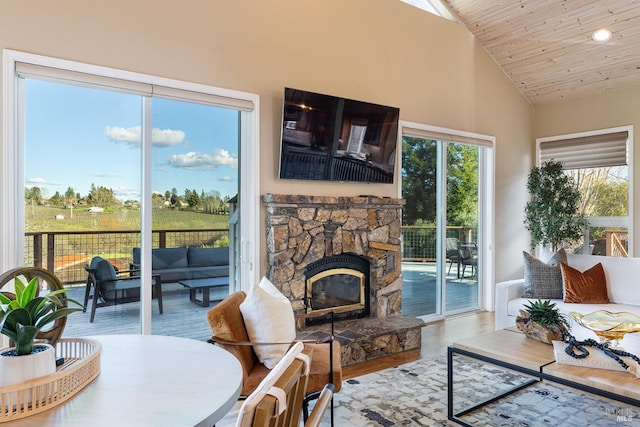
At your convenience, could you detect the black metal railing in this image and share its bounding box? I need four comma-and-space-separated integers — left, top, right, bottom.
24, 229, 229, 284
401, 226, 478, 262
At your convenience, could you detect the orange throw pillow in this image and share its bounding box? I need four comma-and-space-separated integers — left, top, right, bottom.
561, 262, 609, 303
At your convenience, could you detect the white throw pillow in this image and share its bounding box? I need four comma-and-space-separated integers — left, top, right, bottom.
239, 276, 296, 369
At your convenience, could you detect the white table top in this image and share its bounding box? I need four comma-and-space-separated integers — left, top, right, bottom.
10, 334, 242, 426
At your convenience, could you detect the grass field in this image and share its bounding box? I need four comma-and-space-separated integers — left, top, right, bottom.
25, 205, 229, 232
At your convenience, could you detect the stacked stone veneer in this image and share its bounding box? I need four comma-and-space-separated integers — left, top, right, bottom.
263, 194, 405, 317
263, 194, 423, 366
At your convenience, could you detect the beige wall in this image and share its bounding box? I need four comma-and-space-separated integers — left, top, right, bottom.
0, 0, 533, 291
534, 87, 640, 256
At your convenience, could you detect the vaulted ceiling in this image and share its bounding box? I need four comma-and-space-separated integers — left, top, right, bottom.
442, 0, 640, 105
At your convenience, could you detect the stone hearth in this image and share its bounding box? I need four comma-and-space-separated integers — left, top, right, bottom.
263, 194, 424, 366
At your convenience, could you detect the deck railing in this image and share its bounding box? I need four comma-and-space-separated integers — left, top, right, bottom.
401, 226, 478, 262
24, 225, 470, 285
24, 229, 229, 284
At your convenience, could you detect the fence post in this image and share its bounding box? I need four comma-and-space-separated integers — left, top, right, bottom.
33, 233, 43, 267
47, 233, 55, 272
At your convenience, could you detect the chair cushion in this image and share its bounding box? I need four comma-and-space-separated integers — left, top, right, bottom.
91, 256, 117, 281
207, 291, 258, 383
152, 247, 188, 270
240, 277, 296, 369
562, 262, 609, 303
522, 249, 566, 299
305, 340, 342, 394
188, 246, 229, 267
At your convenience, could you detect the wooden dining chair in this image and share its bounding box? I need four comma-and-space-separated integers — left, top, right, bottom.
235, 341, 310, 427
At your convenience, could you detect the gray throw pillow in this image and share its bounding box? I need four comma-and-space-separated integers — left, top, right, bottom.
522, 248, 567, 299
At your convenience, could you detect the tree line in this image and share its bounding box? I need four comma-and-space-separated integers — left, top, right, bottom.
25, 184, 232, 214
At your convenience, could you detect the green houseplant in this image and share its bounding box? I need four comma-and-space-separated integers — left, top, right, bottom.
0, 276, 83, 355
524, 160, 587, 251
0, 274, 83, 386
516, 299, 570, 344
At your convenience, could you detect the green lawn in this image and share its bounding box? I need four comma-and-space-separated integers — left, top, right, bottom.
25, 205, 229, 232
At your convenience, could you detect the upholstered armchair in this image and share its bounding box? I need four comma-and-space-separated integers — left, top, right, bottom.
207, 290, 342, 421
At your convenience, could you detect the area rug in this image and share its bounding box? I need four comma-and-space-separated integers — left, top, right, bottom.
217, 354, 640, 426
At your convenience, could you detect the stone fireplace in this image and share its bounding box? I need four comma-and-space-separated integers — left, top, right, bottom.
263, 194, 423, 365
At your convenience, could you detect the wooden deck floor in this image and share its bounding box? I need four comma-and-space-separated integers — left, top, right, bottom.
62, 262, 478, 339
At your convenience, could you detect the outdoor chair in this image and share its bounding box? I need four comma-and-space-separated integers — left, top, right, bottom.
459, 242, 478, 279
84, 256, 163, 322
445, 237, 461, 276
207, 291, 341, 425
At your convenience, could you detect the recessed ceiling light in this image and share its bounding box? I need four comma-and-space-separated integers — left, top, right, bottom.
592, 29, 612, 42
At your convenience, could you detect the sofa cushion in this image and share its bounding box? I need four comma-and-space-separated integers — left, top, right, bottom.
522, 249, 566, 299
239, 277, 296, 369
188, 246, 229, 267
562, 262, 609, 303
151, 247, 188, 270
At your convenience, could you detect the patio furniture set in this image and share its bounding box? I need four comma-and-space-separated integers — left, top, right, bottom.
83, 246, 230, 321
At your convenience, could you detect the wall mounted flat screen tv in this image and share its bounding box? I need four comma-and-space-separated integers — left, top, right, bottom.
278, 87, 400, 183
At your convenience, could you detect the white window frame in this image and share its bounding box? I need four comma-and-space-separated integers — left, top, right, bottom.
2, 49, 260, 335
399, 121, 496, 315
536, 125, 633, 257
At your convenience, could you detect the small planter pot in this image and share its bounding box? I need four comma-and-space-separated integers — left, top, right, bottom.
0, 343, 56, 387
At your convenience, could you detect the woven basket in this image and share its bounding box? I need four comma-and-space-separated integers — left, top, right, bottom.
0, 338, 101, 422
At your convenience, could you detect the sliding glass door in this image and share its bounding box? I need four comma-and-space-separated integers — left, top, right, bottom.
6, 50, 258, 340
401, 130, 485, 319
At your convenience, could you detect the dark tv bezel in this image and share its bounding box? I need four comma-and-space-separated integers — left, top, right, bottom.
278, 87, 399, 183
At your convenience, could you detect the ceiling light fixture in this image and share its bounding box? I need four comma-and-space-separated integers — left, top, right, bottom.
592, 28, 612, 42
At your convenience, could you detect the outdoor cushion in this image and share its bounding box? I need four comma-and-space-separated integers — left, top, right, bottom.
188, 246, 228, 267
91, 256, 117, 282
151, 246, 188, 270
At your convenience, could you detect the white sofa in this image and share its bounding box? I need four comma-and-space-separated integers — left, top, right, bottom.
496, 254, 640, 342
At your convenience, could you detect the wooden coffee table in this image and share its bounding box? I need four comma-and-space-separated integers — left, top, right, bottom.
178, 277, 229, 307
448, 328, 640, 426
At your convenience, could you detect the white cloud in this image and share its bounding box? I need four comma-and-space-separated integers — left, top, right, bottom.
219, 176, 233, 182
26, 177, 47, 184
166, 148, 238, 170
152, 128, 186, 147
26, 177, 63, 186
104, 126, 185, 147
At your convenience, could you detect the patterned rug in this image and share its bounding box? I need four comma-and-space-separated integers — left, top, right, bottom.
217, 353, 640, 426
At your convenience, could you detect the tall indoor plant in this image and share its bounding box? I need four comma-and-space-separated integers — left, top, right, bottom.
524, 160, 587, 251
0, 275, 83, 385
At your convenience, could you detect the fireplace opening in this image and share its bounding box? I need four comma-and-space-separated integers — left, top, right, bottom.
304, 254, 370, 324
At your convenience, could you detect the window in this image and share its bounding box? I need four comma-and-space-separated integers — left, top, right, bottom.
2, 50, 260, 337
537, 126, 632, 257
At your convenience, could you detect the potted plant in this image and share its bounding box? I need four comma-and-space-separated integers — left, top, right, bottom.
0, 275, 83, 386
516, 299, 570, 344
524, 160, 587, 252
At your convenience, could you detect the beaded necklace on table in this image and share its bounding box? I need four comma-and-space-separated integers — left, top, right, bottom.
561, 332, 640, 371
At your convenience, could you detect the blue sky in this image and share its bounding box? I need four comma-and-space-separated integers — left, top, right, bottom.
24, 79, 239, 202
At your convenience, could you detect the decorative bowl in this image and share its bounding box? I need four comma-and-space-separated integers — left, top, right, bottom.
569, 310, 640, 347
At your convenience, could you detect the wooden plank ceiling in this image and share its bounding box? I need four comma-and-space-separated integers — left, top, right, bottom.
442, 0, 640, 105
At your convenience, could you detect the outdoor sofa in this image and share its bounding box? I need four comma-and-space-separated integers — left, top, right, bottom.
132, 246, 229, 284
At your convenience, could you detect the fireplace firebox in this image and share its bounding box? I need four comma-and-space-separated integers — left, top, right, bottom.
304, 254, 370, 322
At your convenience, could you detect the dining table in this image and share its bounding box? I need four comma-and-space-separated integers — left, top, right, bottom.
8, 334, 243, 426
